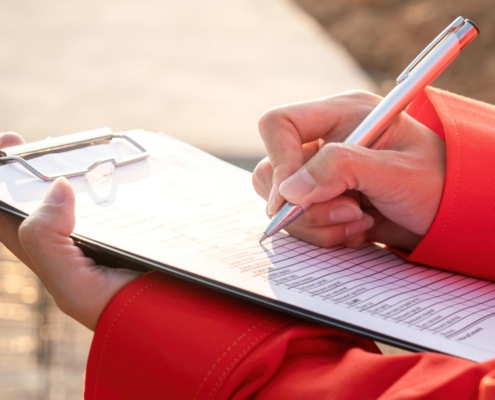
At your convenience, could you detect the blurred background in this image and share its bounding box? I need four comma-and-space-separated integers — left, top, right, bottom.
297, 0, 493, 101
0, 0, 487, 398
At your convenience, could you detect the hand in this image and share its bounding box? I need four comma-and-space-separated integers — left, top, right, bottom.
252, 91, 446, 252
0, 132, 141, 330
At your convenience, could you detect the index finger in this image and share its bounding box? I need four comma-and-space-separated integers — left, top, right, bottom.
258, 91, 381, 188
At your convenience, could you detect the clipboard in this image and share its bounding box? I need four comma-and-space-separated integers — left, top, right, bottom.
1, 129, 495, 363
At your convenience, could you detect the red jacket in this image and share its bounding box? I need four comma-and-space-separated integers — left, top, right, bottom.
84, 88, 495, 399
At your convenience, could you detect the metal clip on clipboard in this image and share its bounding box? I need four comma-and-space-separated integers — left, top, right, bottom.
0, 127, 149, 181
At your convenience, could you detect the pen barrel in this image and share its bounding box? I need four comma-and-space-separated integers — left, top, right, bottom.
344, 32, 461, 147
263, 202, 311, 237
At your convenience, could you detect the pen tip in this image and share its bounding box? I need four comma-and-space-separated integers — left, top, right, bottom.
259, 234, 268, 244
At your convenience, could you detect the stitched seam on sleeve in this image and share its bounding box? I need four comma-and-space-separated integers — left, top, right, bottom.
92, 275, 164, 400
207, 320, 290, 400
428, 92, 461, 251
194, 316, 274, 400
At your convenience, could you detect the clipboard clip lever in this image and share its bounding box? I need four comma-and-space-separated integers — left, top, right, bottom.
0, 128, 149, 181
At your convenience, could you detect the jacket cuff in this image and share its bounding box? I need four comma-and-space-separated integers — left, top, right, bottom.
84, 271, 290, 399
400, 87, 495, 280
84, 271, 377, 399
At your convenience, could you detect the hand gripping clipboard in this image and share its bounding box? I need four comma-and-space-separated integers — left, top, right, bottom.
0, 127, 153, 272
0, 127, 149, 181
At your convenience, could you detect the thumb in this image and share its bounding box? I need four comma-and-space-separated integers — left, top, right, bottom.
18, 177, 83, 285
278, 143, 404, 205
19, 177, 141, 330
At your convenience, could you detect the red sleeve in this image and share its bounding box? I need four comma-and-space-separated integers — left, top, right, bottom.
85, 88, 495, 399
84, 271, 495, 400
401, 87, 495, 280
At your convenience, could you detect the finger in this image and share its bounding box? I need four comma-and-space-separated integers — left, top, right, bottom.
0, 131, 25, 148
284, 214, 374, 248
19, 177, 88, 282
18, 178, 139, 330
252, 157, 273, 200
279, 120, 444, 238
278, 142, 406, 205
258, 91, 381, 191
342, 232, 369, 249
252, 142, 320, 215
287, 194, 363, 229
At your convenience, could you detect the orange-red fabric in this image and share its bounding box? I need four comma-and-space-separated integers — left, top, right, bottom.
404, 87, 495, 281
85, 88, 495, 399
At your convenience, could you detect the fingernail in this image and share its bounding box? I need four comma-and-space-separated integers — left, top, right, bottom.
329, 204, 363, 224
0, 132, 24, 147
279, 167, 315, 200
45, 178, 69, 205
345, 213, 374, 238
267, 184, 279, 216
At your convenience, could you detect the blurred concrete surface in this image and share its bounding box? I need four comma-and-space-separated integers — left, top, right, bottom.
0, 0, 375, 158
0, 0, 377, 398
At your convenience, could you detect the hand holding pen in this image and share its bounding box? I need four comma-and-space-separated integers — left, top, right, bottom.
253, 17, 478, 251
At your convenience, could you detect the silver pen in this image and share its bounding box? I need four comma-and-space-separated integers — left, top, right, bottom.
260, 16, 478, 244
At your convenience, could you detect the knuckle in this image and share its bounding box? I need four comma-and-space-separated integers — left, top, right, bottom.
18, 218, 41, 247
320, 143, 352, 168
258, 107, 289, 139
341, 91, 382, 121
342, 90, 381, 106
18, 212, 52, 252
18, 219, 46, 253
318, 143, 359, 189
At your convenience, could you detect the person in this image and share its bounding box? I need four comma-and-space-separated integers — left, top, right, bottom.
1, 86, 495, 399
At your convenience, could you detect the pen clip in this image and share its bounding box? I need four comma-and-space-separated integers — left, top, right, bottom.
396, 16, 465, 84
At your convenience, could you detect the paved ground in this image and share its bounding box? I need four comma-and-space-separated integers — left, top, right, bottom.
0, 0, 374, 157
0, 0, 378, 398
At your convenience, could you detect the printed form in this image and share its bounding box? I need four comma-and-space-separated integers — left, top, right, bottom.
0, 130, 494, 362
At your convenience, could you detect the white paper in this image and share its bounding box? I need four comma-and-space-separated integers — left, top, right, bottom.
1, 130, 494, 363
